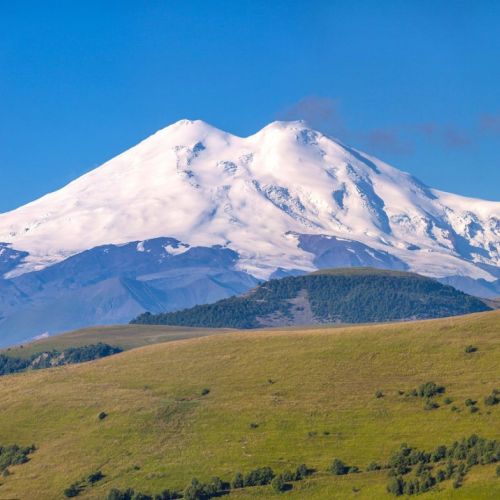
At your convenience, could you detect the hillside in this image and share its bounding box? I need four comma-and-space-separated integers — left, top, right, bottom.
2, 324, 233, 360
0, 119, 499, 343
0, 311, 499, 499
131, 268, 491, 328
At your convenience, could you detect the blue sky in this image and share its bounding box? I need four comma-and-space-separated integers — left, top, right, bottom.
1, 0, 499, 212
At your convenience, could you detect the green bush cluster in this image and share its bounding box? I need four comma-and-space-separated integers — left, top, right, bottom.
64, 470, 105, 497
107, 490, 179, 500
329, 458, 359, 475
484, 389, 499, 406
0, 343, 123, 376
416, 381, 445, 398
107, 464, 311, 499
386, 435, 500, 496
0, 443, 35, 473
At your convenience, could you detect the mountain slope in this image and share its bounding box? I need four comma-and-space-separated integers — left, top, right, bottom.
1, 119, 499, 281
0, 238, 257, 347
0, 119, 499, 344
131, 268, 491, 328
0, 311, 499, 499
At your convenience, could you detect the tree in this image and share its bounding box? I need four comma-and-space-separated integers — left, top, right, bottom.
330, 458, 349, 475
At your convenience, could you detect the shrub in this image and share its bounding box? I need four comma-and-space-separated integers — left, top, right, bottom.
387, 476, 404, 496
496, 465, 500, 477
294, 463, 309, 480
107, 489, 137, 500
88, 470, 104, 484
244, 466, 275, 486
98, 411, 108, 420
424, 400, 439, 410
375, 390, 384, 398
183, 478, 206, 500
201, 388, 210, 396
64, 483, 82, 498
465, 345, 478, 353
484, 392, 499, 406
465, 398, 477, 406
443, 397, 453, 405
436, 469, 446, 482
366, 462, 382, 471
470, 406, 479, 414
231, 472, 244, 489
271, 475, 287, 493
417, 382, 445, 398
330, 458, 349, 475
155, 491, 179, 500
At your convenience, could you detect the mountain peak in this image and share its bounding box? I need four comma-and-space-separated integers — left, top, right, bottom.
0, 119, 499, 282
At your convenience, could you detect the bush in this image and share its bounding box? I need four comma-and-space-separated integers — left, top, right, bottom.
417, 382, 445, 398
387, 476, 404, 496
201, 388, 210, 396
231, 472, 244, 489
424, 400, 439, 410
88, 470, 104, 484
465, 398, 477, 406
496, 465, 500, 477
465, 345, 478, 353
183, 478, 206, 500
294, 463, 309, 480
330, 458, 349, 475
64, 483, 82, 498
244, 467, 275, 486
271, 475, 287, 493
375, 390, 384, 398
470, 406, 479, 414
443, 397, 453, 405
366, 462, 382, 471
107, 489, 137, 500
484, 392, 499, 406
98, 411, 108, 420
436, 469, 446, 482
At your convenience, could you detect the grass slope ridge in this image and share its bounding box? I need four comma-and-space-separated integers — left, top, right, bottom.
131, 268, 491, 328
0, 311, 499, 498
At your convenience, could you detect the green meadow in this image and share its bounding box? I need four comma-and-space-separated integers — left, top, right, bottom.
0, 311, 499, 498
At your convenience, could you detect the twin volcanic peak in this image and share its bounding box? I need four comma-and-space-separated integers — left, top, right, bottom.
0, 119, 499, 281
0, 120, 499, 344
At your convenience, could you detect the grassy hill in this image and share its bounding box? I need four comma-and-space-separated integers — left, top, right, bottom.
131, 268, 491, 328
0, 311, 499, 498
3, 324, 233, 359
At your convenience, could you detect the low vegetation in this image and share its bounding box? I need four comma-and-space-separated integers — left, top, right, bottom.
0, 444, 35, 473
0, 343, 123, 376
0, 311, 499, 498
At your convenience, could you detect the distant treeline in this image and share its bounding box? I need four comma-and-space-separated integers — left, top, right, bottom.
0, 343, 123, 376
131, 273, 490, 328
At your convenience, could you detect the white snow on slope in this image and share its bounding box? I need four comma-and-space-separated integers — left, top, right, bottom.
0, 119, 499, 279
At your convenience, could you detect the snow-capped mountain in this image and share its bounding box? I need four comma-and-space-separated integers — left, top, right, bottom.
2, 119, 499, 280
0, 119, 499, 345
